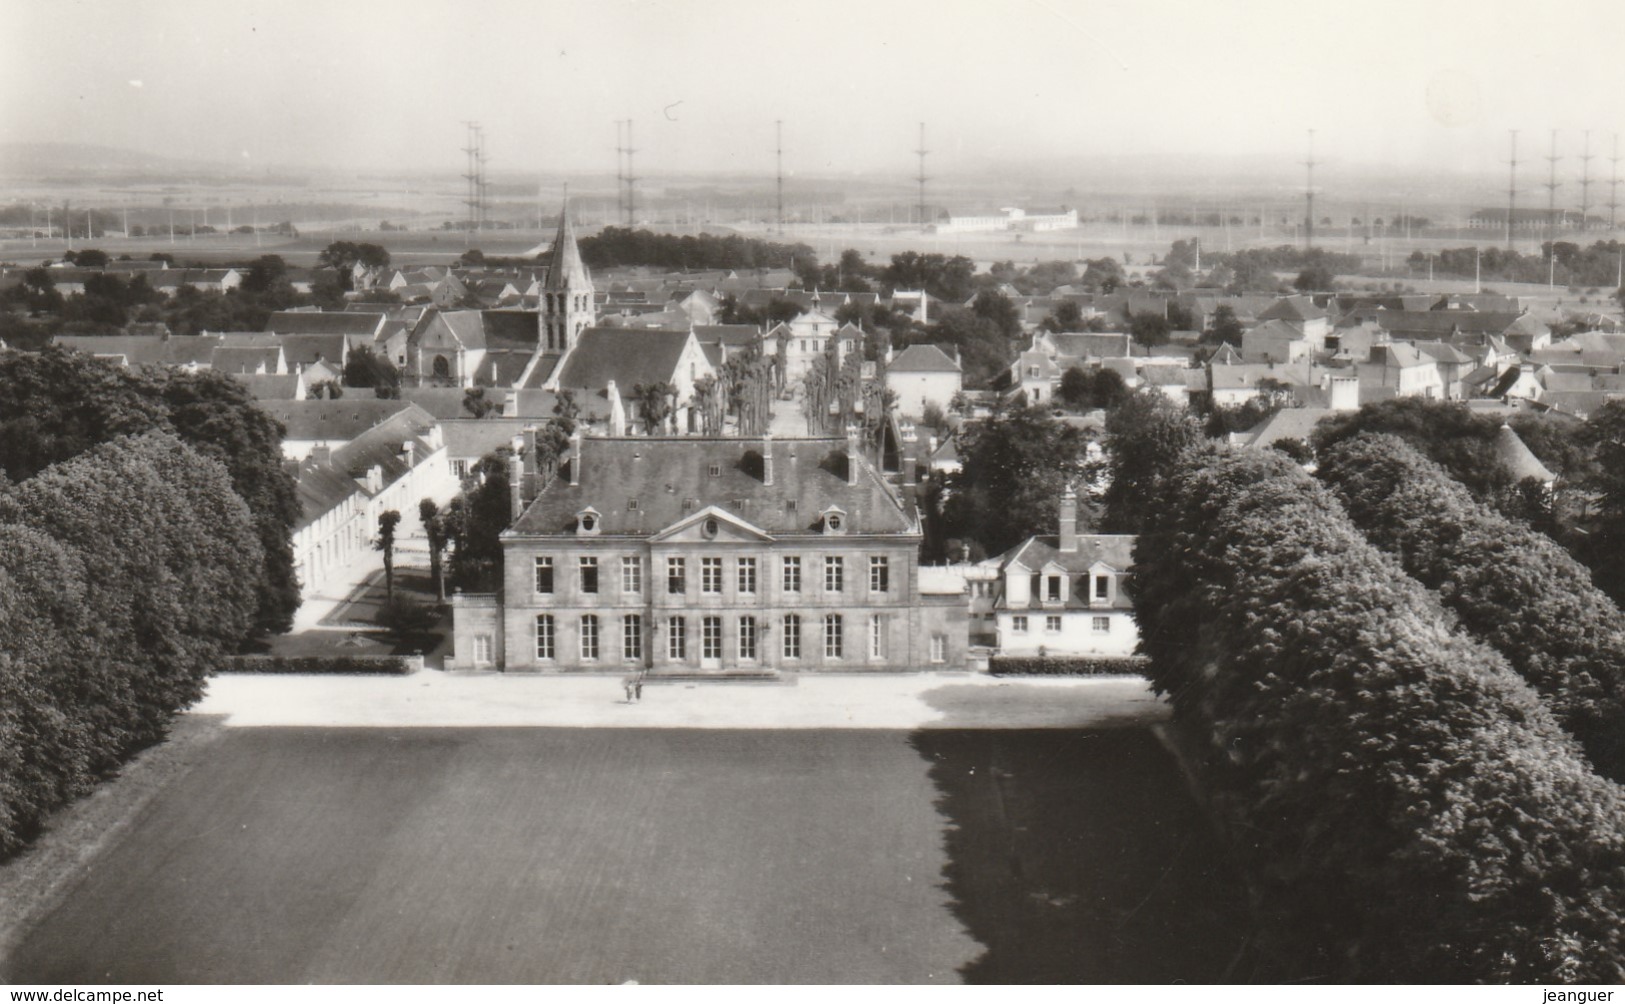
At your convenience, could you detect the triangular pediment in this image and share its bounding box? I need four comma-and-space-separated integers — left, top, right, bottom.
649, 504, 775, 543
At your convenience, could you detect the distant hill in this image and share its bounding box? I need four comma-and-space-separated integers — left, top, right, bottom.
0, 142, 232, 179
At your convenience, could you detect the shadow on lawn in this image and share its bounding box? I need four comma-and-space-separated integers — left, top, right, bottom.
909, 727, 1270, 984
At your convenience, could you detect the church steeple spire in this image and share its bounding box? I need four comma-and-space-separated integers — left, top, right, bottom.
540, 199, 595, 353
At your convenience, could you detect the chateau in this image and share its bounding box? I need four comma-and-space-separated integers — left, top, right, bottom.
451, 430, 967, 673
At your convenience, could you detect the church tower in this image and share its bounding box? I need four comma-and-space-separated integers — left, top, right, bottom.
541, 203, 595, 353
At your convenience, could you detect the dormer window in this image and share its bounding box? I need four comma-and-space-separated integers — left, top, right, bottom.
576, 507, 601, 535
708, 463, 722, 477
627, 499, 639, 511
820, 505, 847, 534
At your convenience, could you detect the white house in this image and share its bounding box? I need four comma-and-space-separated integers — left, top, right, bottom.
979, 490, 1138, 658
885, 343, 962, 419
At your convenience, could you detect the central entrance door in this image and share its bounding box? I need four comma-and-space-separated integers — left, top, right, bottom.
701, 615, 722, 670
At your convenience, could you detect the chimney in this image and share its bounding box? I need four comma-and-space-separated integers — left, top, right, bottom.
401, 440, 415, 469
508, 452, 525, 523
1059, 485, 1078, 553
762, 432, 774, 486
901, 424, 918, 489
311, 443, 332, 466
568, 429, 583, 486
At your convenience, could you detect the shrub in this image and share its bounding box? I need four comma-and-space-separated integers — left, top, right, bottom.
376, 595, 445, 638
1316, 433, 1625, 776
1134, 447, 1625, 982
219, 655, 417, 675
989, 655, 1148, 676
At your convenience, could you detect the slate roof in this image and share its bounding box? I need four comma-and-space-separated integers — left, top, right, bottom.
1495, 424, 1557, 483
211, 345, 283, 374
1257, 296, 1327, 323
264, 311, 382, 337
1048, 333, 1133, 359
231, 373, 303, 400
441, 418, 536, 460
481, 310, 541, 349
1241, 407, 1334, 449
509, 436, 914, 538
888, 343, 961, 373
990, 534, 1137, 609
291, 460, 362, 533
692, 324, 763, 346
259, 399, 415, 442
551, 328, 695, 396
55, 334, 220, 368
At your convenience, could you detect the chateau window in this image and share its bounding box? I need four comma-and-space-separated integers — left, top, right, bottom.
534, 557, 554, 594
824, 614, 844, 659
1092, 616, 1110, 634
1095, 575, 1109, 600
1047, 575, 1061, 602
452, 459, 469, 479
668, 557, 686, 594
622, 556, 641, 594
737, 557, 757, 595
702, 616, 722, 660
1012, 615, 1029, 633
701, 557, 723, 594
535, 614, 555, 661
623, 614, 642, 661
782, 556, 802, 593
579, 556, 599, 594
739, 616, 758, 661
782, 614, 801, 659
824, 556, 843, 593
929, 635, 947, 664
869, 614, 885, 660
869, 556, 889, 593
1045, 615, 1062, 633
668, 617, 687, 660
472, 635, 492, 665
580, 615, 600, 661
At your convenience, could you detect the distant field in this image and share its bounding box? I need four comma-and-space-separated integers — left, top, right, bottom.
1, 727, 1254, 984
9, 217, 1621, 273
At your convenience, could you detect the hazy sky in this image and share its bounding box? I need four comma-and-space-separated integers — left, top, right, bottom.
7, 0, 1625, 182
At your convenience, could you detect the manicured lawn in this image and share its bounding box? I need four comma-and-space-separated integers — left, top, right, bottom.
3, 728, 1251, 984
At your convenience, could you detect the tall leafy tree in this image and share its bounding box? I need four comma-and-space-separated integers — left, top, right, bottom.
940, 404, 1095, 557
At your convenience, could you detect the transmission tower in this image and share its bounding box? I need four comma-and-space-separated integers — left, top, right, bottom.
1580, 129, 1594, 231
1304, 129, 1317, 251
1544, 129, 1561, 241
615, 120, 627, 226
462, 121, 488, 238
624, 120, 637, 226
915, 122, 928, 229
1610, 132, 1621, 230
1507, 129, 1519, 248
775, 120, 785, 234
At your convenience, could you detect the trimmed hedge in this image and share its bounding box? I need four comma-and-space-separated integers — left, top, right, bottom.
989, 655, 1149, 676
1134, 447, 1625, 983
1316, 433, 1625, 777
220, 655, 419, 676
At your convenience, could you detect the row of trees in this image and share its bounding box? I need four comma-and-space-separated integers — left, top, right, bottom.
0, 349, 302, 637
0, 433, 264, 855
1127, 441, 1625, 982
1419, 241, 1625, 293
575, 227, 815, 272
1315, 434, 1625, 776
